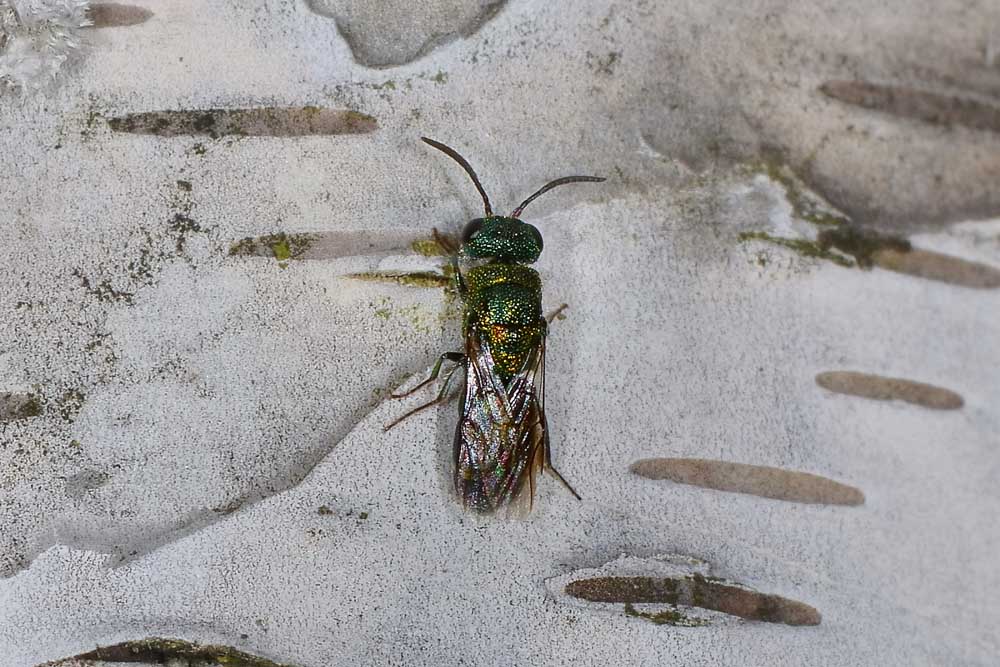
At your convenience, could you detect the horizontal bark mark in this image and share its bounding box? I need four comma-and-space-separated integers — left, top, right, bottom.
228, 231, 424, 261
108, 108, 377, 138
0, 392, 42, 421
41, 637, 296, 667
816, 371, 964, 409
820, 80, 1000, 133
873, 248, 1000, 289
86, 3, 154, 27
630, 458, 864, 505
566, 576, 821, 626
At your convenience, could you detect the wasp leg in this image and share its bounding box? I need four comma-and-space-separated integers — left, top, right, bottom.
544, 303, 568, 324
452, 255, 467, 296
545, 459, 582, 500
391, 352, 465, 399
384, 357, 464, 432
432, 227, 460, 254
432, 228, 467, 296
540, 417, 581, 501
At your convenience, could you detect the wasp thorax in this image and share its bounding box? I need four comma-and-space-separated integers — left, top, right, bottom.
461, 216, 543, 264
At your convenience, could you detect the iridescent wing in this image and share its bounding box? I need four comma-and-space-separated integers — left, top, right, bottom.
454, 328, 575, 513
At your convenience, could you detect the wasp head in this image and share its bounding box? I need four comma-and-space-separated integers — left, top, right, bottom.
461, 216, 542, 264
420, 137, 604, 264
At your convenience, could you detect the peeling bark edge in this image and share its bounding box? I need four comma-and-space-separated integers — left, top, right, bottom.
305, 0, 508, 69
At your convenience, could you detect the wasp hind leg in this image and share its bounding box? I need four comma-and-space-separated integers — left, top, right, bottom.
541, 437, 581, 501
384, 353, 465, 432
546, 462, 582, 500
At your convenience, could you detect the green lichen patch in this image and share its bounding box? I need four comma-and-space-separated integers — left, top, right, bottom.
46, 637, 297, 666
56, 388, 86, 422
411, 236, 453, 257
752, 161, 850, 227
168, 212, 204, 253
211, 499, 244, 515
79, 96, 110, 141
229, 237, 257, 256
737, 232, 854, 267
72, 269, 136, 304
365, 296, 440, 334
586, 50, 622, 75
815, 226, 911, 269
398, 303, 436, 334
125, 231, 165, 286
348, 270, 451, 288
228, 232, 319, 265
0, 392, 43, 422
70, 218, 198, 316
107, 108, 377, 138
272, 239, 292, 262
624, 603, 709, 627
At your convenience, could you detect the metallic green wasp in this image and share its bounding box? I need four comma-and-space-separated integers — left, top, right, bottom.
386, 137, 604, 513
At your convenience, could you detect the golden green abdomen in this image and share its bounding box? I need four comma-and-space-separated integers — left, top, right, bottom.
464, 264, 544, 377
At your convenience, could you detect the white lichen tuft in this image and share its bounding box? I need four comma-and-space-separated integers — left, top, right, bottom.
0, 0, 91, 95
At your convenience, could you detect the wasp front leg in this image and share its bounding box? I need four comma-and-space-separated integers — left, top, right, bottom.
431, 228, 467, 297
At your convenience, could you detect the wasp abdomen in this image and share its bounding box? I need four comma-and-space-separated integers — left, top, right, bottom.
479, 321, 545, 377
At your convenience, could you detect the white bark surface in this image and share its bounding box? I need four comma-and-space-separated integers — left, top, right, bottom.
1, 1, 998, 665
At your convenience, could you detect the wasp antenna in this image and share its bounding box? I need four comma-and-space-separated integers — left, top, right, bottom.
421, 137, 493, 217
511, 175, 605, 219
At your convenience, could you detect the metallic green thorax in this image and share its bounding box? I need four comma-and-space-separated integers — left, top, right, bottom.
461, 216, 545, 378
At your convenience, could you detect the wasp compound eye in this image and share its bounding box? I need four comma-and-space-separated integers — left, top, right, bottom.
461, 217, 486, 243
526, 224, 543, 253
